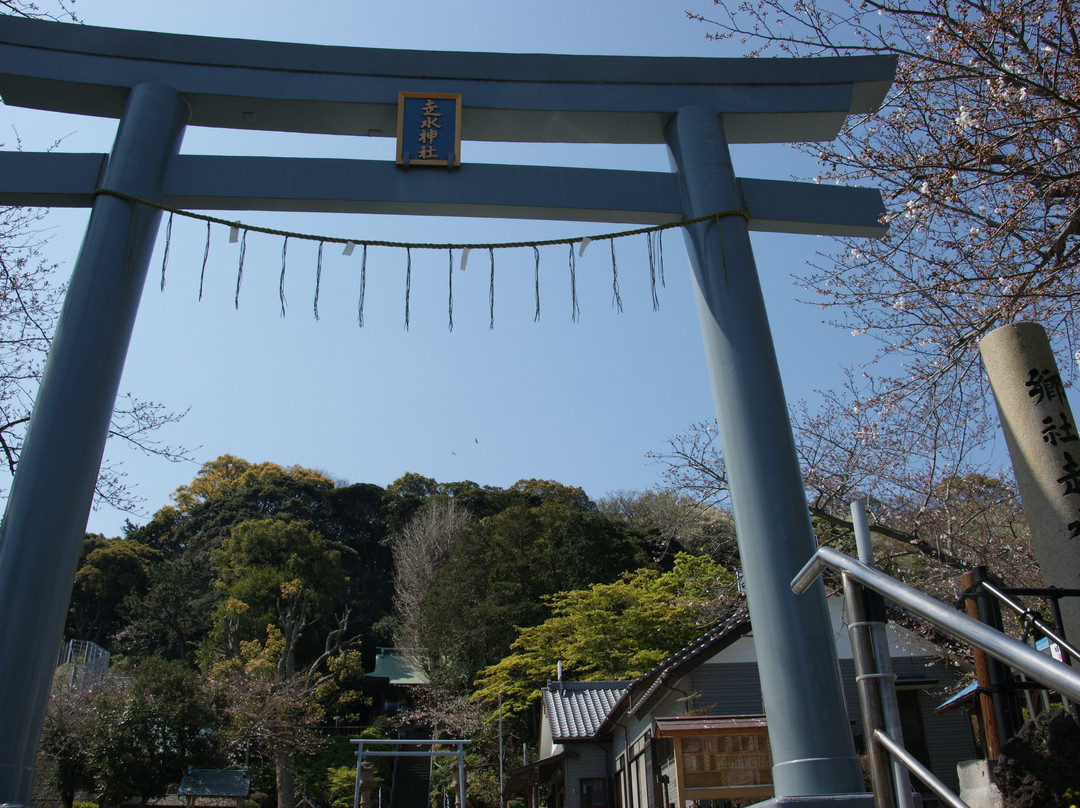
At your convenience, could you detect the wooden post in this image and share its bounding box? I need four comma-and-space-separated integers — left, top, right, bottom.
961, 570, 1002, 759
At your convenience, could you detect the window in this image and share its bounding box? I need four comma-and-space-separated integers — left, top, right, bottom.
896, 690, 932, 792
580, 778, 606, 808
653, 737, 674, 767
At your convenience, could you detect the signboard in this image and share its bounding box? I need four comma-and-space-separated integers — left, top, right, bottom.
396, 92, 462, 167
656, 716, 774, 802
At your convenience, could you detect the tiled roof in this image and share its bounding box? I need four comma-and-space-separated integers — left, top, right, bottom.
590, 604, 752, 735
177, 770, 250, 798
542, 680, 631, 741
629, 605, 751, 715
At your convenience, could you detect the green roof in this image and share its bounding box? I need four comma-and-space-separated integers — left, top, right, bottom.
366, 648, 429, 686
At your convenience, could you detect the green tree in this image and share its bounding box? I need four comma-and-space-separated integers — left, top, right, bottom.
172, 456, 335, 515
65, 535, 164, 646
415, 497, 649, 691
123, 456, 394, 664
381, 473, 545, 533
91, 658, 221, 807
205, 518, 348, 675
118, 557, 218, 661
131, 456, 339, 559
326, 766, 357, 808
472, 554, 737, 720
202, 517, 362, 808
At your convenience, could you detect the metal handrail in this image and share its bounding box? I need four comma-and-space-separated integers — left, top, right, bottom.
977, 579, 1080, 662
792, 545, 1080, 704
872, 730, 970, 808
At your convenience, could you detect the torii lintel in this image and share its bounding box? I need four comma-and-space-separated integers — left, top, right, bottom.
0, 15, 895, 145
0, 152, 886, 236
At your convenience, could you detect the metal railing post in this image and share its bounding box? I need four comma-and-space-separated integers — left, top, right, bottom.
851, 502, 915, 808
843, 572, 895, 808
1047, 596, 1077, 716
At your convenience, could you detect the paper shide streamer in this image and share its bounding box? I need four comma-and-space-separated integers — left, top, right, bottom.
105, 187, 748, 328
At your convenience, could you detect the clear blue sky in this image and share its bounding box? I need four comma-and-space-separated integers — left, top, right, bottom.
3, 0, 873, 536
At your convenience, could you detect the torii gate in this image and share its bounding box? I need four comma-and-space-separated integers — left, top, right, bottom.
0, 16, 895, 808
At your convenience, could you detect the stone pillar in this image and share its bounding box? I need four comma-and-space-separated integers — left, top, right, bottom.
357, 762, 377, 808
957, 760, 1003, 808
979, 322, 1080, 645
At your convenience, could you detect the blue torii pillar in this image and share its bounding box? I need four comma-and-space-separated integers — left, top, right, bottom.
0, 17, 894, 807
667, 106, 862, 800
0, 82, 187, 803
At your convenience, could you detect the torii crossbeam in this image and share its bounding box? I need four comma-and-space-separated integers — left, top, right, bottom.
0, 16, 895, 808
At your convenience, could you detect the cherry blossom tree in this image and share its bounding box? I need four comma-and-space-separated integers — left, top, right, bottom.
668, 0, 1078, 595
390, 499, 473, 670
0, 0, 76, 20
689, 0, 1080, 393
0, 2, 190, 514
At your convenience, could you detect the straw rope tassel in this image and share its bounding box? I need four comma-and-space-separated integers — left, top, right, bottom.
488, 247, 495, 330
233, 229, 247, 308
160, 212, 173, 292
714, 215, 729, 290
569, 243, 580, 323
357, 245, 367, 327
610, 239, 622, 313
647, 232, 660, 311
313, 240, 324, 321
404, 246, 412, 330
84, 187, 749, 327
448, 248, 454, 332
199, 220, 211, 302
533, 246, 541, 323
279, 236, 289, 317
